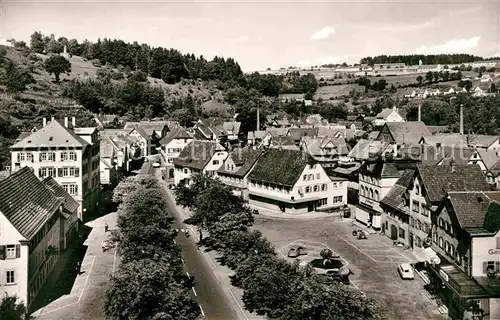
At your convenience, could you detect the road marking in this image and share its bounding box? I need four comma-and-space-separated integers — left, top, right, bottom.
192, 287, 198, 297
78, 256, 95, 302
112, 247, 118, 275
199, 305, 205, 317
38, 301, 78, 316
338, 236, 377, 263
228, 288, 250, 320
377, 240, 412, 262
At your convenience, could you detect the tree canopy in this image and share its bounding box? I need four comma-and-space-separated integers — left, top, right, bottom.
44, 55, 71, 83
173, 173, 385, 320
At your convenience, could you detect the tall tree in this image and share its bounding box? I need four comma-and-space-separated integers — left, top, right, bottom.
29, 31, 45, 53
0, 294, 28, 320
44, 55, 71, 83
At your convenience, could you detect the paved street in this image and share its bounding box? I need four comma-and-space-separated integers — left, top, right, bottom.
253, 215, 445, 320
33, 212, 118, 320
158, 169, 245, 320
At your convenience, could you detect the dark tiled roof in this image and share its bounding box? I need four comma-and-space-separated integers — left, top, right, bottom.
417, 164, 490, 203
248, 149, 309, 187
0, 167, 62, 239
173, 140, 225, 170
287, 128, 319, 141
42, 177, 79, 215
217, 148, 263, 177
380, 169, 415, 212
270, 135, 297, 148
362, 161, 400, 178
446, 191, 500, 232
399, 145, 476, 166
159, 126, 193, 145
348, 139, 389, 160
383, 122, 432, 145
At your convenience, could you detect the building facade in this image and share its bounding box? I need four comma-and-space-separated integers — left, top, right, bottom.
9, 118, 100, 221
248, 149, 347, 214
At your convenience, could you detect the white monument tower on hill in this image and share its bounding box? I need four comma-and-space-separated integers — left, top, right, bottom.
61, 44, 70, 60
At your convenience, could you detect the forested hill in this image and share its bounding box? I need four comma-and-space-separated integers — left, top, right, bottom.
27, 31, 243, 84
360, 54, 487, 66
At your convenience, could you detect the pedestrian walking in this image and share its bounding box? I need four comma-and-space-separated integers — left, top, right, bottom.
105, 223, 109, 232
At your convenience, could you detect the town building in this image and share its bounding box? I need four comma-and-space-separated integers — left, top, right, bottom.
9, 117, 100, 221
0, 167, 79, 307
300, 136, 350, 168
372, 108, 405, 127
247, 149, 347, 214
380, 169, 415, 245
192, 119, 242, 144
381, 163, 490, 254
99, 137, 119, 187
376, 121, 432, 152
159, 126, 193, 180
93, 114, 119, 128
173, 140, 228, 185
357, 159, 400, 230
216, 147, 263, 199
428, 191, 500, 320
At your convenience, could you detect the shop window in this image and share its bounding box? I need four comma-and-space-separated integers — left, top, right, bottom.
484, 261, 500, 274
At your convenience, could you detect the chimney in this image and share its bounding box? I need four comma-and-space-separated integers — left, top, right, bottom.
43, 117, 47, 127
418, 104, 422, 122
459, 104, 464, 135
450, 158, 456, 173
256, 107, 260, 132
64, 116, 68, 128
72, 116, 76, 127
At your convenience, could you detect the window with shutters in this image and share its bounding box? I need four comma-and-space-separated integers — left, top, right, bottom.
27, 153, 33, 162
69, 152, 77, 161
69, 184, 78, 195
316, 173, 320, 179
61, 152, 68, 161
6, 270, 15, 284
6, 245, 15, 259
48, 152, 55, 161
40, 152, 47, 161
399, 228, 405, 239
321, 184, 327, 191
18, 153, 25, 161
305, 186, 311, 193
439, 236, 444, 248
313, 185, 318, 192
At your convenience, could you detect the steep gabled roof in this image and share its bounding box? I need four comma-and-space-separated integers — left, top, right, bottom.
348, 139, 389, 160
217, 148, 263, 177
416, 164, 490, 203
376, 108, 398, 119
382, 121, 432, 145
477, 149, 500, 169
100, 137, 116, 158
173, 140, 225, 170
445, 191, 500, 233
362, 161, 399, 178
0, 167, 62, 240
301, 137, 350, 158
248, 149, 310, 187
380, 169, 415, 212
159, 126, 193, 145
42, 177, 79, 215
10, 120, 89, 149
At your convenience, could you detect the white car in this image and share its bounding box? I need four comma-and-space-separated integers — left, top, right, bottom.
152, 162, 160, 168
398, 263, 415, 280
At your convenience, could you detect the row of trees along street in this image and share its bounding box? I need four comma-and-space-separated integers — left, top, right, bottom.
104, 174, 201, 319
173, 173, 385, 320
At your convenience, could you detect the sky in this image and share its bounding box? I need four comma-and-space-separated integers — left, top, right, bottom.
2, 0, 500, 71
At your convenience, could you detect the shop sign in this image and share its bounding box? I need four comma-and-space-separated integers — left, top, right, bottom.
439, 269, 449, 282
489, 249, 500, 255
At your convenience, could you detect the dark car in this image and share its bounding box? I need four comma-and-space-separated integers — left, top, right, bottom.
287, 245, 307, 258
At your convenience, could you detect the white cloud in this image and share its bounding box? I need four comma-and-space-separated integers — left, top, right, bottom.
296, 60, 313, 68
148, 26, 158, 32
311, 26, 335, 40
233, 36, 250, 42
415, 36, 481, 54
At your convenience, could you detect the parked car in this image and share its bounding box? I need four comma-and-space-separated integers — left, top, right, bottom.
287, 245, 307, 258
153, 162, 160, 168
398, 263, 415, 280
